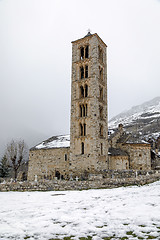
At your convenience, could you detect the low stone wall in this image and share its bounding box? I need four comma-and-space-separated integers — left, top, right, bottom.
0, 171, 160, 192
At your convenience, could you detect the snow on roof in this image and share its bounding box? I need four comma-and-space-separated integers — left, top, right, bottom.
32, 135, 70, 150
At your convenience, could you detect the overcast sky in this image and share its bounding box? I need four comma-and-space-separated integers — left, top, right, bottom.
0, 0, 160, 154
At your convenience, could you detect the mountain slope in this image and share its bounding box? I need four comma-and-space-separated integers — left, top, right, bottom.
109, 97, 160, 140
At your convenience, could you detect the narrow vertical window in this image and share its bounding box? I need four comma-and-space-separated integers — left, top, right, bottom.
85, 45, 89, 58
85, 84, 88, 97
80, 86, 84, 98
100, 124, 103, 137
98, 46, 103, 62
80, 105, 82, 117
83, 105, 85, 117
81, 142, 84, 154
80, 66, 84, 79
80, 47, 84, 60
86, 104, 88, 116
85, 65, 88, 78
84, 123, 86, 136
80, 124, 83, 136
99, 106, 103, 119
101, 143, 103, 155
100, 87, 103, 100
99, 68, 103, 81
65, 154, 67, 161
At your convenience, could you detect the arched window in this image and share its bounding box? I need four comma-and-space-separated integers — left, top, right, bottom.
84, 123, 86, 136
80, 123, 83, 136
81, 142, 84, 154
80, 86, 84, 98
83, 105, 85, 117
80, 105, 82, 117
85, 84, 88, 97
100, 87, 103, 100
85, 65, 88, 78
80, 47, 84, 60
99, 106, 103, 119
85, 45, 89, 58
101, 143, 103, 155
100, 124, 103, 137
80, 66, 84, 79
99, 67, 103, 81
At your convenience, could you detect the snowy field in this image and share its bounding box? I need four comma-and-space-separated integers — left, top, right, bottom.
0, 182, 160, 240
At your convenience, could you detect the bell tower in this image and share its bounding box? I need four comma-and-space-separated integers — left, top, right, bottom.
70, 32, 108, 177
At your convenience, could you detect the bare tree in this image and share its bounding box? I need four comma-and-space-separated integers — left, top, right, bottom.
6, 140, 28, 181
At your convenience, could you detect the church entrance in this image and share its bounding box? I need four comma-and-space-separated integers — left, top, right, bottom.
55, 170, 61, 180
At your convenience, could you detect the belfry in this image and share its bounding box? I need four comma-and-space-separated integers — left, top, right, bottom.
70, 32, 108, 176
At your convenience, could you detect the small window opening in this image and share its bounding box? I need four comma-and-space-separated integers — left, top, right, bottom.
99, 67, 103, 81
80, 47, 84, 60
83, 105, 85, 117
99, 46, 103, 62
101, 143, 103, 155
81, 142, 84, 154
85, 45, 89, 58
80, 123, 83, 136
84, 123, 86, 136
85, 65, 88, 78
65, 154, 67, 161
80, 66, 84, 79
80, 86, 84, 98
99, 106, 103, 119
100, 124, 103, 137
100, 87, 103, 100
86, 104, 88, 116
80, 105, 82, 117
139, 154, 142, 157
85, 84, 88, 97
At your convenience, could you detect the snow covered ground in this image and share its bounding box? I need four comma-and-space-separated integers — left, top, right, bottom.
0, 181, 160, 240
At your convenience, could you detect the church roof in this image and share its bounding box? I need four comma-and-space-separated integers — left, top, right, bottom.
108, 148, 128, 156
31, 135, 70, 150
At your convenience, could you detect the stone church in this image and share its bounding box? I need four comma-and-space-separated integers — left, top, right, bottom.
27, 32, 151, 181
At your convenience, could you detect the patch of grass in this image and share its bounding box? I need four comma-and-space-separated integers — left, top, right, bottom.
139, 225, 146, 228
147, 236, 157, 239
79, 237, 92, 240
96, 226, 103, 228
24, 237, 30, 240
119, 237, 128, 240
138, 237, 144, 239
123, 223, 129, 226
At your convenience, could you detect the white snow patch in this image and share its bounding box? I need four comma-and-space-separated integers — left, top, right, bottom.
0, 181, 160, 239
35, 135, 70, 149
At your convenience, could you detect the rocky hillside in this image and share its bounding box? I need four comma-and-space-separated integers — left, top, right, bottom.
109, 97, 160, 141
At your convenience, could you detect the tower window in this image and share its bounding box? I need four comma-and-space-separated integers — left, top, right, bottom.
98, 46, 103, 63
84, 123, 86, 136
80, 86, 84, 98
99, 106, 103, 119
101, 143, 103, 155
65, 154, 67, 161
80, 47, 84, 60
85, 65, 88, 78
80, 66, 84, 79
85, 45, 89, 58
100, 87, 103, 100
85, 84, 88, 97
99, 67, 103, 81
80, 123, 87, 136
80, 123, 83, 136
79, 104, 88, 117
81, 142, 84, 154
100, 124, 103, 137
80, 105, 83, 117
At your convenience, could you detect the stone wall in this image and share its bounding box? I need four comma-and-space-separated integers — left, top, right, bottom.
27, 147, 70, 181
1, 171, 159, 192
108, 155, 129, 170
120, 143, 151, 170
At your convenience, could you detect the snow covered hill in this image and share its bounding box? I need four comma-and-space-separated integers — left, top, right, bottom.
109, 97, 160, 140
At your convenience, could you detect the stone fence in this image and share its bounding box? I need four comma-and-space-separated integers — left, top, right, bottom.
0, 170, 160, 192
